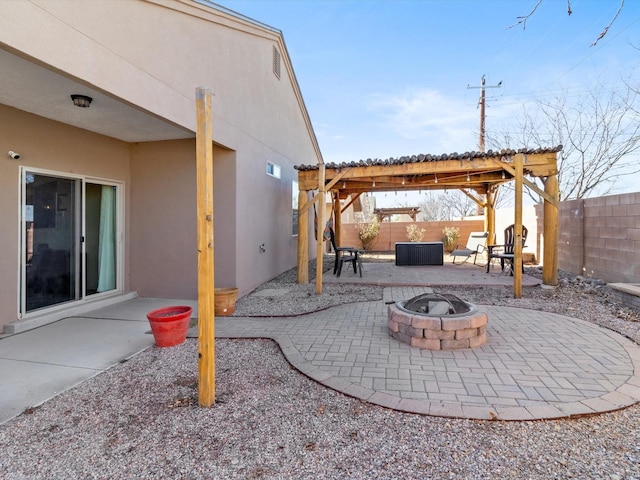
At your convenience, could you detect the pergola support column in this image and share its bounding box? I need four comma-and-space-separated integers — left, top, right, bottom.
297, 189, 309, 284
485, 187, 495, 245
513, 154, 524, 299
315, 164, 325, 294
333, 192, 342, 246
543, 174, 559, 286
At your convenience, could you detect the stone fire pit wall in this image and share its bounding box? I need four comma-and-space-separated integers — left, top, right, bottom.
387, 302, 487, 350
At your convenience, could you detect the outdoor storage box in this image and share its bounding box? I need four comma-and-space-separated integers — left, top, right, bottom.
395, 242, 444, 266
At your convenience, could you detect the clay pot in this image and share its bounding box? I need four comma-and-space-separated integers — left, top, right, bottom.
146, 306, 192, 347
214, 288, 238, 316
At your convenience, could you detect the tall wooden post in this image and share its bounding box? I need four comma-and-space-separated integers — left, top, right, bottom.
297, 188, 309, 283
333, 192, 341, 245
485, 187, 495, 244
196, 87, 215, 407
543, 174, 559, 286
315, 164, 325, 294
513, 154, 524, 298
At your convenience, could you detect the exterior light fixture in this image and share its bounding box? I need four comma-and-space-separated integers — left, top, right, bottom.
466, 172, 470, 182
71, 94, 92, 108
402, 177, 405, 185
372, 180, 376, 187
342, 181, 346, 189
502, 170, 506, 179
434, 174, 438, 184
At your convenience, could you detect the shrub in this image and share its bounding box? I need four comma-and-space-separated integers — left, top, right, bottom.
441, 226, 460, 253
406, 224, 426, 242
357, 218, 380, 250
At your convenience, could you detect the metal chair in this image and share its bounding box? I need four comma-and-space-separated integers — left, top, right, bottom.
450, 231, 489, 264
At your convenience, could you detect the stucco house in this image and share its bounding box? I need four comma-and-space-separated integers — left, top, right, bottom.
0, 0, 321, 334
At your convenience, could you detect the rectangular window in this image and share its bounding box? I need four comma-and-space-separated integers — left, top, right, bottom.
292, 180, 299, 236
266, 161, 281, 179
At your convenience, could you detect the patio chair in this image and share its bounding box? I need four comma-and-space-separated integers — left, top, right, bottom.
328, 227, 363, 277
486, 224, 528, 275
450, 231, 489, 265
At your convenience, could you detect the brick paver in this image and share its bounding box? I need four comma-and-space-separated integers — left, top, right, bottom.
209, 286, 640, 420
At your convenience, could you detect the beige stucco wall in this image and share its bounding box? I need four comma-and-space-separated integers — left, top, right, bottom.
0, 0, 322, 331
130, 140, 239, 299
0, 104, 131, 330
0, 0, 320, 162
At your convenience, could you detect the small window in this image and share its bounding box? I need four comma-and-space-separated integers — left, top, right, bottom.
266, 161, 281, 179
273, 46, 281, 80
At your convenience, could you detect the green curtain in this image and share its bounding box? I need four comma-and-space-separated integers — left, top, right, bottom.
97, 185, 116, 292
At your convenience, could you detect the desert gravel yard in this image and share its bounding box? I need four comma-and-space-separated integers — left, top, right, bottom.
1, 260, 639, 479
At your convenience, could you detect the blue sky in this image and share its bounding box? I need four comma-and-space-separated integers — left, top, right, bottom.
212, 0, 640, 202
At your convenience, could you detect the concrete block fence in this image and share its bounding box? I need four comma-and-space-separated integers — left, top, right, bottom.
536, 191, 640, 284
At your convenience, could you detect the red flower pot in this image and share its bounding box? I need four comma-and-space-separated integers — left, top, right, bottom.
146, 306, 193, 347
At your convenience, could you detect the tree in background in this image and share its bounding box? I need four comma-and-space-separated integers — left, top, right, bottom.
416, 190, 481, 221
488, 80, 640, 201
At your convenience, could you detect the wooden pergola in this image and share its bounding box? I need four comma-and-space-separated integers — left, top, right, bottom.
374, 207, 420, 222
295, 147, 561, 298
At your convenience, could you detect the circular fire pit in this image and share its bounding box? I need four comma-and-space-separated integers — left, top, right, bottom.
387, 293, 487, 350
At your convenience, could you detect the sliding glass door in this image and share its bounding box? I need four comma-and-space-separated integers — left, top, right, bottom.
21, 169, 122, 314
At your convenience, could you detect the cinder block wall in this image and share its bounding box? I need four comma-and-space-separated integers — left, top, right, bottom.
339, 220, 485, 252
537, 192, 640, 283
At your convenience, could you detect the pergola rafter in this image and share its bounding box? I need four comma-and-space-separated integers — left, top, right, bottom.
295, 147, 561, 298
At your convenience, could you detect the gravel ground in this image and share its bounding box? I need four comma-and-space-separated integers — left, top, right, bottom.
1, 256, 639, 479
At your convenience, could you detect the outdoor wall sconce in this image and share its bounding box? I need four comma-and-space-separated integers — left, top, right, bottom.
71, 94, 92, 108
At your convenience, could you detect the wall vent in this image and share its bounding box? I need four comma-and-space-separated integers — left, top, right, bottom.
273, 46, 281, 79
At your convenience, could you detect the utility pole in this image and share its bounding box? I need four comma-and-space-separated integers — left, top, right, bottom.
467, 75, 502, 152
468, 75, 502, 215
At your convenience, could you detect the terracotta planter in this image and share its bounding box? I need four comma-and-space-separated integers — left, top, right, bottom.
215, 288, 238, 316
146, 306, 192, 347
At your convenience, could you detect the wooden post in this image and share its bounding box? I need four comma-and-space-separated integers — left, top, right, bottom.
333, 192, 342, 245
196, 87, 215, 407
315, 164, 325, 294
485, 187, 495, 244
543, 173, 559, 286
513, 154, 524, 298
297, 188, 309, 284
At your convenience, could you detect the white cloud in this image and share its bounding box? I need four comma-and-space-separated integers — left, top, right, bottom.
366, 87, 479, 152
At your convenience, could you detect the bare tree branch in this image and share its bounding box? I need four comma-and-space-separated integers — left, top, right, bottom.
509, 0, 625, 46
507, 0, 543, 31
487, 79, 640, 201
591, 0, 625, 46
